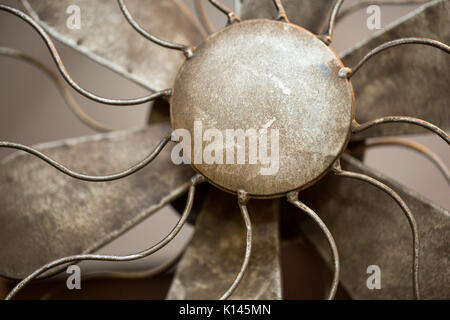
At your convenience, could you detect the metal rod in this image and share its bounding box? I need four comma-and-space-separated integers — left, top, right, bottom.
195, 0, 216, 35
208, 0, 240, 24
5, 174, 205, 300
40, 244, 185, 300
0, 4, 171, 106
0, 47, 112, 133
333, 161, 420, 300
0, 135, 171, 182
287, 192, 340, 300
322, 0, 345, 45
352, 117, 450, 146
341, 38, 450, 78
219, 190, 252, 300
117, 0, 193, 58
364, 138, 450, 185
272, 0, 289, 22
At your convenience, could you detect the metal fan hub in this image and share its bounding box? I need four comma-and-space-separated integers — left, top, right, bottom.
171, 20, 354, 198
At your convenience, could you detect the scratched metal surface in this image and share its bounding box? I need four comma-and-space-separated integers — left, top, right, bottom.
340, 0, 450, 139
239, 0, 332, 34
299, 153, 450, 299
167, 188, 282, 300
0, 123, 193, 280
171, 19, 354, 197
21, 0, 206, 92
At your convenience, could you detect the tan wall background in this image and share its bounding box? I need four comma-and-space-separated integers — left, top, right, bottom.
0, 0, 448, 297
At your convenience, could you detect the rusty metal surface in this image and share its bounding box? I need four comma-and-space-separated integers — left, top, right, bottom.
21, 0, 206, 92
299, 153, 450, 299
340, 0, 450, 139
167, 188, 282, 300
0, 123, 193, 280
238, 0, 332, 34
171, 19, 354, 197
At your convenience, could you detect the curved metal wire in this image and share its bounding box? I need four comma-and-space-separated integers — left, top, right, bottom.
0, 135, 171, 182
272, 0, 289, 22
208, 0, 240, 24
40, 245, 185, 300
322, 0, 345, 45
287, 192, 340, 300
195, 0, 216, 35
0, 4, 171, 106
352, 117, 450, 146
341, 38, 450, 78
335, 0, 429, 25
5, 174, 205, 300
219, 191, 253, 300
364, 138, 450, 185
117, 0, 192, 57
0, 47, 113, 133
332, 161, 420, 300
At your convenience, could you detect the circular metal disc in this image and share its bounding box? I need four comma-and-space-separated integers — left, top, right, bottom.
171, 20, 354, 198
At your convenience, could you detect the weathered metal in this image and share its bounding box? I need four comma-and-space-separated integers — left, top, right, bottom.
171, 19, 354, 197
0, 123, 193, 280
239, 0, 332, 34
340, 0, 450, 138
333, 0, 431, 29
299, 154, 450, 299
167, 188, 282, 300
4, 174, 204, 300
0, 0, 448, 301
21, 0, 206, 92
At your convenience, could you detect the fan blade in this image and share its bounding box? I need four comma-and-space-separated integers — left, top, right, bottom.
299, 153, 449, 299
238, 0, 332, 34
341, 0, 450, 138
20, 0, 206, 92
0, 122, 193, 280
167, 188, 282, 300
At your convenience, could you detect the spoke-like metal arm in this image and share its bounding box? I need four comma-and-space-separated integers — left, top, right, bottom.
0, 135, 171, 182
118, 0, 193, 58
40, 243, 186, 300
287, 192, 340, 300
352, 117, 450, 146
339, 38, 450, 78
208, 0, 240, 25
5, 174, 205, 300
332, 160, 420, 300
364, 138, 450, 185
195, 0, 216, 35
219, 190, 253, 300
321, 0, 345, 45
0, 47, 112, 133
272, 0, 289, 22
0, 4, 171, 106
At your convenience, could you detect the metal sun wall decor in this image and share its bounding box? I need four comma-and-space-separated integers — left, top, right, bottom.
0, 0, 449, 300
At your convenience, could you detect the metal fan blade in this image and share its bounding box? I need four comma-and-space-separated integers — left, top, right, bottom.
167, 188, 282, 300
0, 122, 193, 280
341, 0, 450, 139
299, 153, 449, 299
21, 0, 206, 92
238, 0, 332, 34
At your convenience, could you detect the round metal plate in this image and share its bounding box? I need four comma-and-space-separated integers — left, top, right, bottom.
171, 20, 354, 198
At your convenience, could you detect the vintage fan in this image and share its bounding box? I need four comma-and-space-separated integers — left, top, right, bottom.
0, 0, 449, 300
